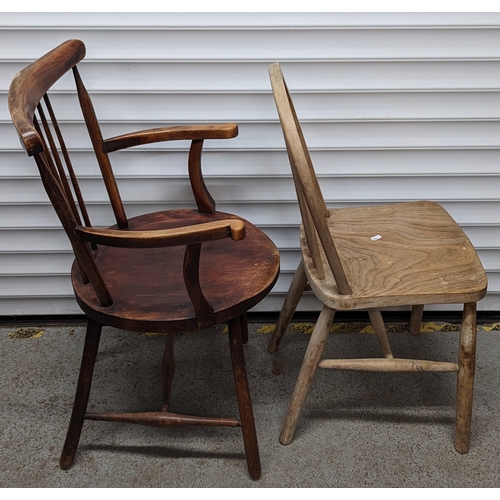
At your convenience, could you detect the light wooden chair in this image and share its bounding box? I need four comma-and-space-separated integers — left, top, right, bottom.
267, 62, 487, 454
8, 39, 281, 480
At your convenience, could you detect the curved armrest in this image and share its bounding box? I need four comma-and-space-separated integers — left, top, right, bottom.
104, 123, 237, 215
104, 123, 238, 153
76, 219, 245, 248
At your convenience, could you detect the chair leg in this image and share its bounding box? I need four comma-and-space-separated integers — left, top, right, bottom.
60, 318, 102, 470
410, 304, 424, 335
162, 334, 175, 411
268, 258, 308, 353
455, 302, 477, 454
227, 316, 261, 480
279, 305, 335, 445
368, 308, 393, 358
240, 313, 249, 345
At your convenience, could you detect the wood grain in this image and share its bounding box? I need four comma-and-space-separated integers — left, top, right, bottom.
303, 201, 487, 310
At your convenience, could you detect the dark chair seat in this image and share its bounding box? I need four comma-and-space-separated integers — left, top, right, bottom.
74, 209, 279, 332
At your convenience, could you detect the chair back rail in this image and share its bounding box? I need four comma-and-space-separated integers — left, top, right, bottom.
9, 39, 116, 306
72, 66, 128, 228
42, 94, 92, 228
269, 63, 351, 295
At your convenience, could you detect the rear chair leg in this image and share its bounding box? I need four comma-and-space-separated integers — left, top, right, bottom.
410, 304, 424, 335
279, 305, 335, 445
268, 259, 308, 353
228, 316, 261, 480
455, 302, 477, 454
60, 318, 102, 469
240, 313, 249, 345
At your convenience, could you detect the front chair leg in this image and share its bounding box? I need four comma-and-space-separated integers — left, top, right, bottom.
60, 318, 102, 470
228, 316, 261, 480
455, 302, 477, 454
279, 305, 335, 445
268, 258, 308, 353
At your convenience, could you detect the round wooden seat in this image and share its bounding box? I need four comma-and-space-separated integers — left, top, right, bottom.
73, 209, 280, 333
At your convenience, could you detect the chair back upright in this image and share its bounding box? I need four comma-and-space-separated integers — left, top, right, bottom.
8, 39, 128, 307
269, 63, 351, 295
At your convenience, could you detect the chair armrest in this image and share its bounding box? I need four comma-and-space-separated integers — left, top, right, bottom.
104, 123, 238, 153
104, 123, 237, 215
76, 219, 245, 248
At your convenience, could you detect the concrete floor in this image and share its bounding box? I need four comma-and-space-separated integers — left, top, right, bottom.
1, 318, 500, 488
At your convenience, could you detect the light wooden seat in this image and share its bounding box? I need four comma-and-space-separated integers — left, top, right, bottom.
267, 62, 487, 453
8, 39, 281, 480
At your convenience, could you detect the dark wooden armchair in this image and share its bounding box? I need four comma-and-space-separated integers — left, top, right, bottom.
8, 39, 280, 480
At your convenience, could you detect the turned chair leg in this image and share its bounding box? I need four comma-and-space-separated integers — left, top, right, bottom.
279, 305, 335, 445
228, 316, 261, 480
268, 259, 308, 353
455, 302, 477, 454
162, 334, 175, 411
410, 304, 424, 335
368, 308, 393, 358
60, 318, 102, 470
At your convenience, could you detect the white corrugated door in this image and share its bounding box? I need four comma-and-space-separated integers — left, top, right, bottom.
1, 12, 500, 315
